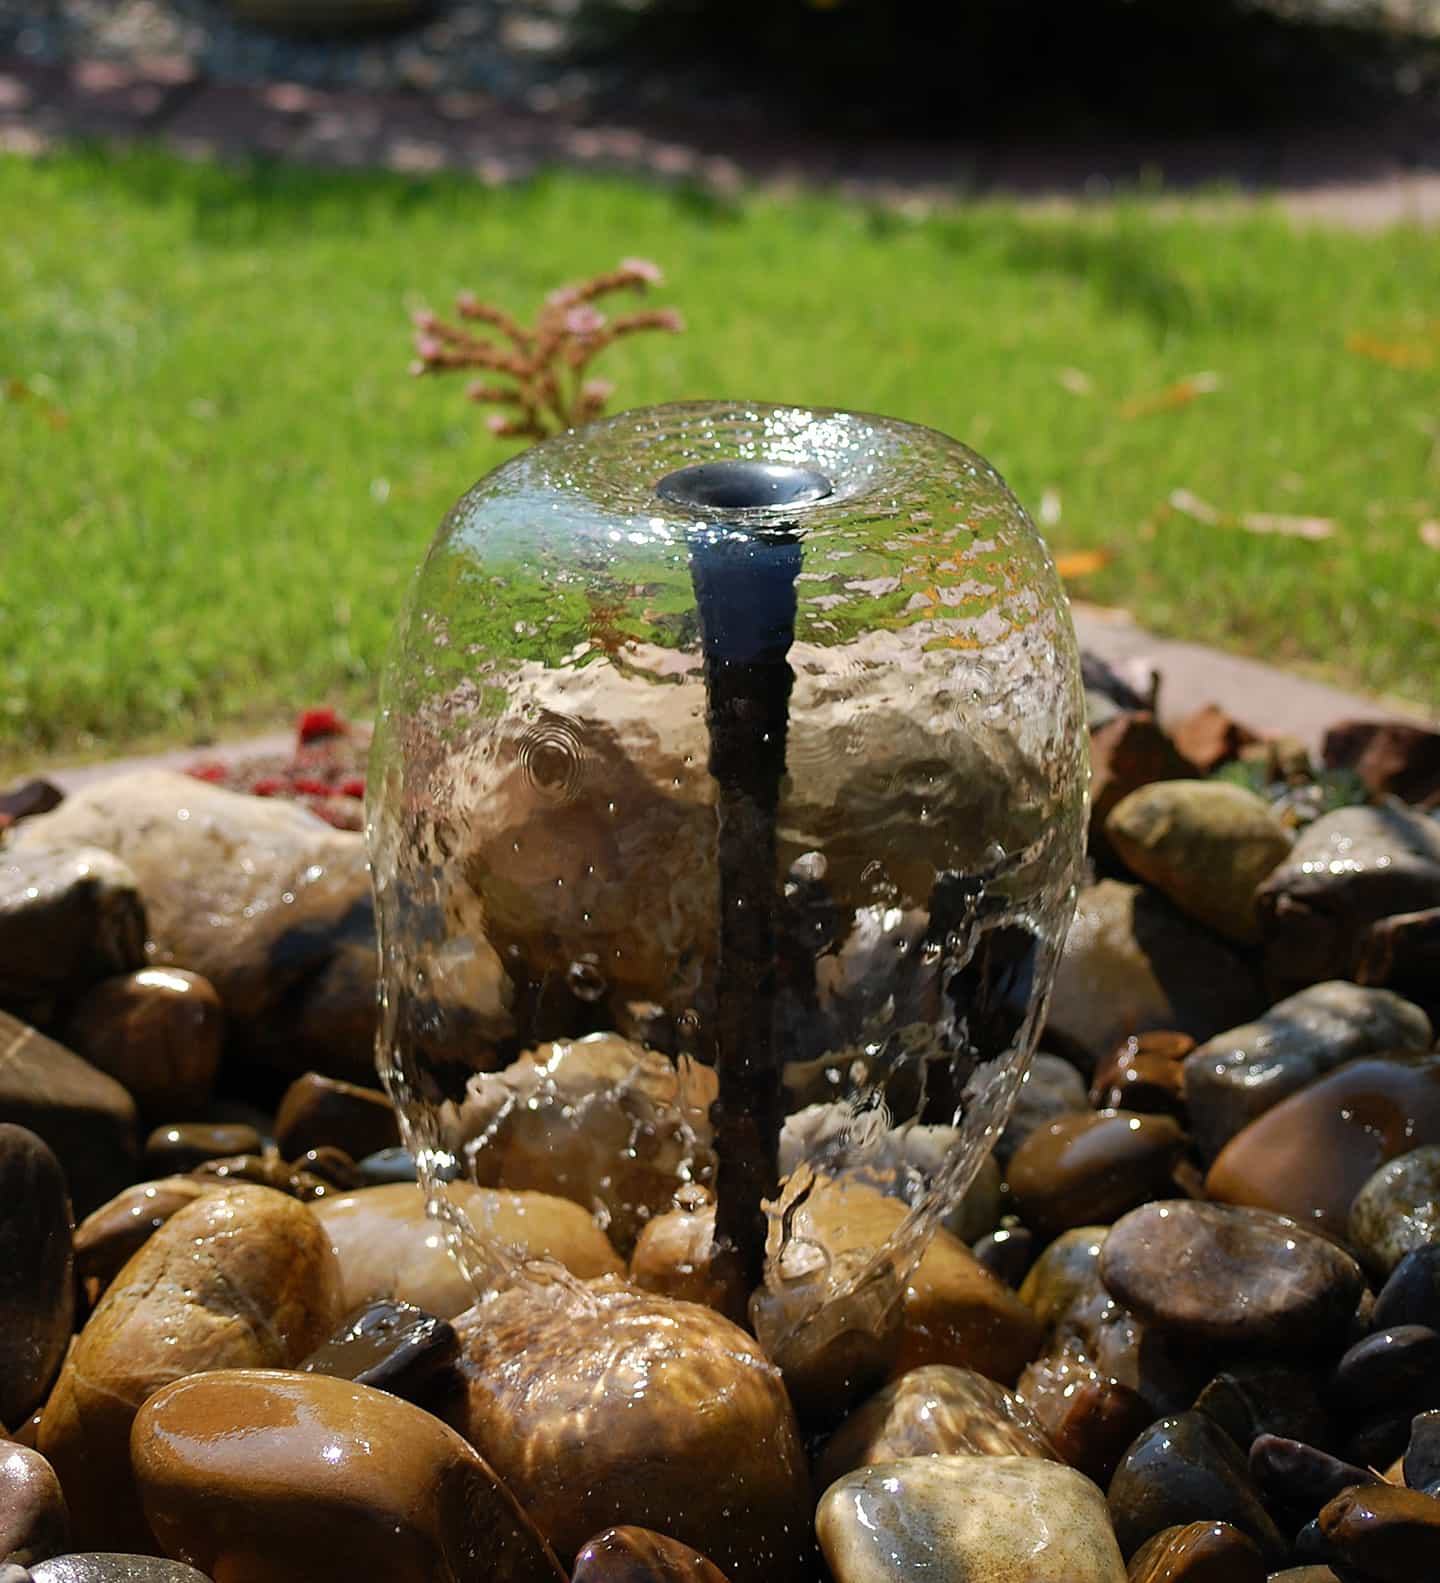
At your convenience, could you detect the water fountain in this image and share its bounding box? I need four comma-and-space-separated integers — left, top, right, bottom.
366, 400, 1088, 1576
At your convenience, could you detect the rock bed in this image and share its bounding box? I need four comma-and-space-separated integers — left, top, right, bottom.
2, 685, 1440, 1581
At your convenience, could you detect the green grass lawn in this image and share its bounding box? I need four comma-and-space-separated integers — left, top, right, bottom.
2, 145, 1438, 772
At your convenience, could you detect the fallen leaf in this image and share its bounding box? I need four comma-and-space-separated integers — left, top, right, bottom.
1057, 367, 1094, 396
1422, 521, 1440, 550
1119, 371, 1222, 419
1238, 512, 1335, 541
1168, 488, 1222, 525
1345, 331, 1436, 370
1053, 548, 1112, 579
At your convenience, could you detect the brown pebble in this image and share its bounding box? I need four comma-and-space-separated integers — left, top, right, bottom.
0, 1444, 69, 1565
571, 1526, 731, 1583
1006, 1111, 1187, 1237
72, 1178, 217, 1302
274, 1071, 400, 1163
1318, 1482, 1440, 1582
1090, 1032, 1193, 1117
0, 1127, 75, 1430
143, 1123, 262, 1176
1125, 1520, 1265, 1582
299, 1297, 457, 1403
1018, 1339, 1153, 1487
61, 970, 223, 1124
628, 1196, 749, 1326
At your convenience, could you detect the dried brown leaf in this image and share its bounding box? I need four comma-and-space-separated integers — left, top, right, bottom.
1053, 548, 1112, 579
1119, 371, 1222, 419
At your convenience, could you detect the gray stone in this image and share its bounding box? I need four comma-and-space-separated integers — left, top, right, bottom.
0, 1013, 137, 1214
30, 1560, 212, 1583
1350, 1146, 1440, 1276
1045, 881, 1266, 1068
1256, 804, 1440, 996
1105, 778, 1293, 943
0, 846, 145, 1022
817, 1455, 1126, 1583
0, 1127, 75, 1428
995, 1053, 1088, 1163
1183, 980, 1433, 1161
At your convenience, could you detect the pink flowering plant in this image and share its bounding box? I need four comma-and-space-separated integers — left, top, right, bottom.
410, 258, 684, 440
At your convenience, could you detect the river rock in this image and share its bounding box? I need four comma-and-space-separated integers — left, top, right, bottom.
1125, 1521, 1266, 1583
1183, 982, 1433, 1160
1404, 1409, 1440, 1494
132, 1367, 563, 1582
1045, 881, 1265, 1068
28, 1560, 212, 1582
1323, 719, 1440, 807
1249, 1434, 1381, 1527
10, 771, 377, 1083
0, 1012, 137, 1214
58, 971, 222, 1126
1089, 1031, 1191, 1118
0, 1444, 69, 1566
1375, 1246, 1440, 1331
1206, 1055, 1440, 1234
1358, 906, 1440, 1019
817, 1454, 1126, 1583
1350, 1147, 1440, 1276
1088, 712, 1197, 848
1104, 779, 1293, 944
143, 1123, 263, 1175
1330, 1326, 1440, 1417
815, 1363, 1055, 1488
274, 1071, 400, 1162
38, 1183, 341, 1550
0, 1128, 75, 1429
1256, 804, 1440, 995
1019, 1226, 1109, 1333
72, 1176, 218, 1302
299, 1297, 457, 1403
628, 1196, 749, 1324
971, 1224, 1033, 1287
314, 1182, 623, 1317
0, 779, 62, 827
1173, 705, 1260, 773
570, 1527, 731, 1583
1318, 1483, 1440, 1581
1005, 1111, 1186, 1237
0, 846, 145, 1023
996, 1053, 1089, 1161
458, 1034, 715, 1255
450, 1280, 812, 1583
1098, 1200, 1364, 1348
1192, 1363, 1333, 1454
1017, 1337, 1153, 1486
1107, 1411, 1286, 1564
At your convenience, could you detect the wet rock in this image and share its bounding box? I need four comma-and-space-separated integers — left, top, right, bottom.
1330, 1327, 1440, 1417
315, 1181, 622, 1318
1266, 1571, 1342, 1583
354, 1146, 419, 1185
815, 1363, 1054, 1488
1172, 704, 1260, 773
1403, 1409, 1440, 1494
299, 1297, 457, 1403
1019, 1225, 1109, 1333
817, 1454, 1126, 1583
273, 1070, 400, 1163
1125, 1521, 1266, 1583
0, 1012, 138, 1214
11, 770, 378, 1083
1098, 1200, 1364, 1348
459, 1034, 715, 1255
0, 1128, 75, 1429
1183, 982, 1433, 1161
1088, 712, 1197, 849
1323, 719, 1440, 807
1106, 1411, 1287, 1564
628, 1196, 749, 1325
1017, 1337, 1153, 1486
143, 1123, 263, 1175
0, 1444, 69, 1565
1350, 1148, 1440, 1276
1206, 1055, 1440, 1234
58, 971, 222, 1126
71, 1177, 217, 1303
38, 1183, 341, 1550
1342, 1411, 1415, 1471
132, 1367, 563, 1582
1256, 805, 1440, 996
1089, 1031, 1192, 1118
1375, 1246, 1440, 1332
971, 1224, 1034, 1287
28, 1559, 212, 1582
1045, 881, 1265, 1068
451, 1280, 812, 1583
1357, 907, 1440, 1020
570, 1527, 731, 1583
996, 1053, 1089, 1161
1192, 1364, 1333, 1455
1249, 1434, 1381, 1527
1318, 1483, 1440, 1582
1005, 1111, 1186, 1238
0, 780, 63, 828
1105, 779, 1293, 944
0, 846, 145, 1022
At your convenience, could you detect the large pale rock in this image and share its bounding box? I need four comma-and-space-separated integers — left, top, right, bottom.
816, 1455, 1126, 1583
1183, 981, 1434, 1160
449, 1280, 813, 1583
0, 1127, 75, 1430
1256, 804, 1440, 996
131, 1369, 564, 1583
0, 1443, 69, 1566
314, 1181, 623, 1318
1104, 779, 1293, 943
0, 1012, 137, 1213
12, 772, 376, 1081
1045, 881, 1265, 1068
38, 1184, 342, 1551
0, 846, 145, 1022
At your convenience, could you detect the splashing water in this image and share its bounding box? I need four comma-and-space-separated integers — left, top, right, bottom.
367, 401, 1088, 1355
